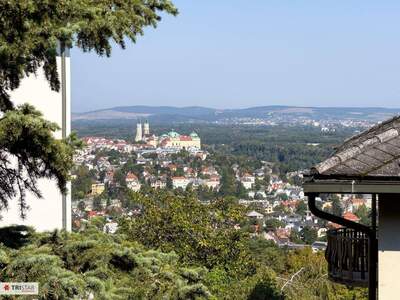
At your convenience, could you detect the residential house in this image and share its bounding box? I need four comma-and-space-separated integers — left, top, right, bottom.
172, 177, 190, 189
241, 173, 255, 190
264, 204, 274, 214
201, 166, 219, 177
91, 183, 105, 196
150, 178, 167, 189
204, 175, 220, 190
103, 222, 118, 234
126, 172, 141, 192
246, 210, 264, 220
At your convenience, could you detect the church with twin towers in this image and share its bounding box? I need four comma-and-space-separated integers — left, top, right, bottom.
135, 120, 150, 142
135, 120, 201, 150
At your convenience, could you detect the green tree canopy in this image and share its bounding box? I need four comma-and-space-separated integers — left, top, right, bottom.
300, 226, 318, 245
119, 190, 254, 277
218, 167, 237, 197
0, 226, 211, 299
354, 204, 371, 226
331, 195, 344, 217
295, 201, 308, 216
71, 165, 94, 200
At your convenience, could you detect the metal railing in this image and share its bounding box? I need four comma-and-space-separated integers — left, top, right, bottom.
325, 228, 369, 287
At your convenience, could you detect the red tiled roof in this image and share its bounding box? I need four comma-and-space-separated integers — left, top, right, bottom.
179, 136, 192, 141
242, 173, 254, 177
328, 222, 342, 229
126, 172, 138, 180
343, 211, 360, 222
87, 211, 98, 217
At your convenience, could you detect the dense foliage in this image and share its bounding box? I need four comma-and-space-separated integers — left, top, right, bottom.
115, 190, 367, 300
0, 226, 211, 299
0, 227, 367, 299
119, 191, 253, 276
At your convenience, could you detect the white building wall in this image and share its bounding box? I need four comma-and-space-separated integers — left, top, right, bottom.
378, 194, 400, 300
0, 51, 71, 231
173, 179, 190, 189
241, 181, 253, 190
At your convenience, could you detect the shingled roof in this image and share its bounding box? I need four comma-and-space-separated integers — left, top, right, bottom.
311, 116, 400, 178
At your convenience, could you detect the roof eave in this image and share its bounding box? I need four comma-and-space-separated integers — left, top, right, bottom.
304, 175, 400, 194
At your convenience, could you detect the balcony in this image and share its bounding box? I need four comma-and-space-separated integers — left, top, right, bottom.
325, 228, 369, 287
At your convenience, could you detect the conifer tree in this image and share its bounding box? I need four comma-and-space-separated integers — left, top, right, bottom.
0, 0, 178, 216
1, 226, 211, 299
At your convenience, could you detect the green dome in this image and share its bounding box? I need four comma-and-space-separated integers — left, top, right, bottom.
168, 130, 180, 138
190, 132, 199, 138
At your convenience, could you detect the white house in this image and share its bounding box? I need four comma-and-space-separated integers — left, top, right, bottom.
172, 177, 190, 189
241, 173, 255, 190
204, 175, 220, 190
150, 179, 167, 189
126, 173, 141, 192
103, 222, 118, 234
0, 46, 71, 231
246, 210, 264, 220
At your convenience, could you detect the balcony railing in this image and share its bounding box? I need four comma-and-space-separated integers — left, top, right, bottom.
325, 228, 369, 287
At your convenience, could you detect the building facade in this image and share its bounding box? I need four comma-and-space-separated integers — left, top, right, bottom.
135, 121, 201, 150
90, 183, 105, 196
159, 131, 201, 149
126, 172, 141, 192
0, 47, 71, 231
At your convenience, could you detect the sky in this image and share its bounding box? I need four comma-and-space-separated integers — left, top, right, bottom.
71, 0, 400, 112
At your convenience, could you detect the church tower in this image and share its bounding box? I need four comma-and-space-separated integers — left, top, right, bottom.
135, 122, 143, 142
143, 120, 150, 136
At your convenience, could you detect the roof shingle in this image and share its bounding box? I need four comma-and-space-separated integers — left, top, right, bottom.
312, 116, 400, 177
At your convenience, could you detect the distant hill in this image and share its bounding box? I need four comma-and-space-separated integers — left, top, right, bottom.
72, 106, 217, 122
72, 105, 400, 123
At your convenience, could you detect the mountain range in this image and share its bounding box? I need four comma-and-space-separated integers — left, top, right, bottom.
72, 105, 400, 123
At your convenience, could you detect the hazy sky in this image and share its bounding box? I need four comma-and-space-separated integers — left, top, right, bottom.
72, 0, 400, 112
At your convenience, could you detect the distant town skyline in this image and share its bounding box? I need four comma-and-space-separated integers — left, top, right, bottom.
72, 0, 400, 112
